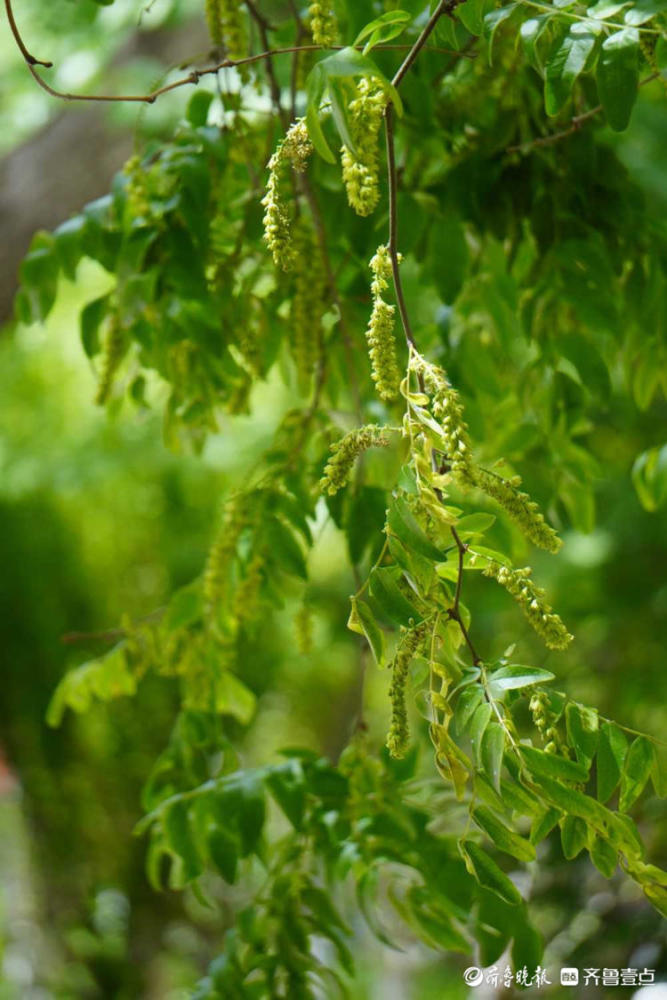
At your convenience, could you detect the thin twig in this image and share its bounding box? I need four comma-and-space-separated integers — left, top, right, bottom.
391, 0, 450, 88
6, 0, 468, 110
245, 2, 287, 130
383, 0, 482, 670
61, 608, 165, 645
4, 0, 52, 66
451, 525, 466, 614
385, 105, 417, 350
507, 72, 660, 154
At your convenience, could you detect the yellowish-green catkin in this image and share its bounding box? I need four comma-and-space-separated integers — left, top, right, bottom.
203, 493, 247, 615
341, 79, 386, 217
308, 2, 338, 47
123, 155, 150, 219
410, 353, 475, 481
473, 467, 562, 554
409, 352, 562, 553
205, 0, 246, 61
232, 551, 264, 629
320, 425, 390, 495
387, 622, 427, 758
480, 559, 573, 650
529, 691, 569, 756
95, 313, 125, 406
262, 120, 313, 270
366, 245, 401, 400
205, 0, 223, 44
291, 219, 325, 383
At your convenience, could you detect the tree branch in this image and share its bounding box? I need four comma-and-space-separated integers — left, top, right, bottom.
7, 2, 468, 111
4, 0, 52, 67
507, 72, 659, 155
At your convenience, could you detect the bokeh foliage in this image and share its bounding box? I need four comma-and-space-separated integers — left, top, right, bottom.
3, 0, 667, 996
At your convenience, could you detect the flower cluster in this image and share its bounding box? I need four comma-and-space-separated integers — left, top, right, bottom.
410, 353, 475, 481
262, 120, 313, 270
408, 353, 562, 553
123, 155, 150, 219
529, 691, 569, 756
366, 245, 401, 400
232, 551, 265, 631
474, 467, 562, 553
205, 0, 246, 61
308, 2, 338, 47
341, 79, 386, 217
480, 559, 573, 650
291, 219, 325, 384
203, 493, 248, 617
387, 622, 427, 758
320, 425, 390, 495
95, 312, 125, 406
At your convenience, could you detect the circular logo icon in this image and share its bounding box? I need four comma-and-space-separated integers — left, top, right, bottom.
463, 967, 484, 987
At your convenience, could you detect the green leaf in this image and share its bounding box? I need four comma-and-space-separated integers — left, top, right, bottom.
346, 486, 387, 565
457, 0, 495, 36
651, 741, 667, 798
454, 512, 496, 537
164, 581, 203, 630
632, 445, 667, 512
530, 806, 561, 845
18, 231, 59, 323
429, 214, 469, 304
643, 882, 667, 917
207, 825, 239, 884
521, 15, 556, 74
597, 28, 639, 132
469, 702, 493, 765
266, 520, 308, 579
483, 4, 519, 64
597, 722, 628, 802
560, 815, 589, 859
545, 23, 599, 116
315, 47, 403, 114
487, 665, 555, 699
520, 745, 589, 783
354, 11, 413, 54
624, 0, 667, 25
499, 777, 542, 817
347, 597, 386, 666
619, 736, 654, 811
511, 921, 544, 978
559, 334, 611, 401
460, 840, 522, 905
387, 496, 446, 560
164, 800, 203, 882
565, 703, 599, 769
369, 566, 423, 626
454, 685, 484, 733
589, 835, 618, 878
213, 673, 257, 725
481, 723, 505, 792
233, 773, 266, 857
186, 91, 214, 127
266, 761, 306, 829
526, 774, 638, 853
305, 66, 336, 163
472, 807, 536, 862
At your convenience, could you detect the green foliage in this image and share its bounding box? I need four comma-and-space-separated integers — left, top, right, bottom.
8, 0, 667, 992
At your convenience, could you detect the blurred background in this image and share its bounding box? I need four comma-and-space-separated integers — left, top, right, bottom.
2, 1, 667, 997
